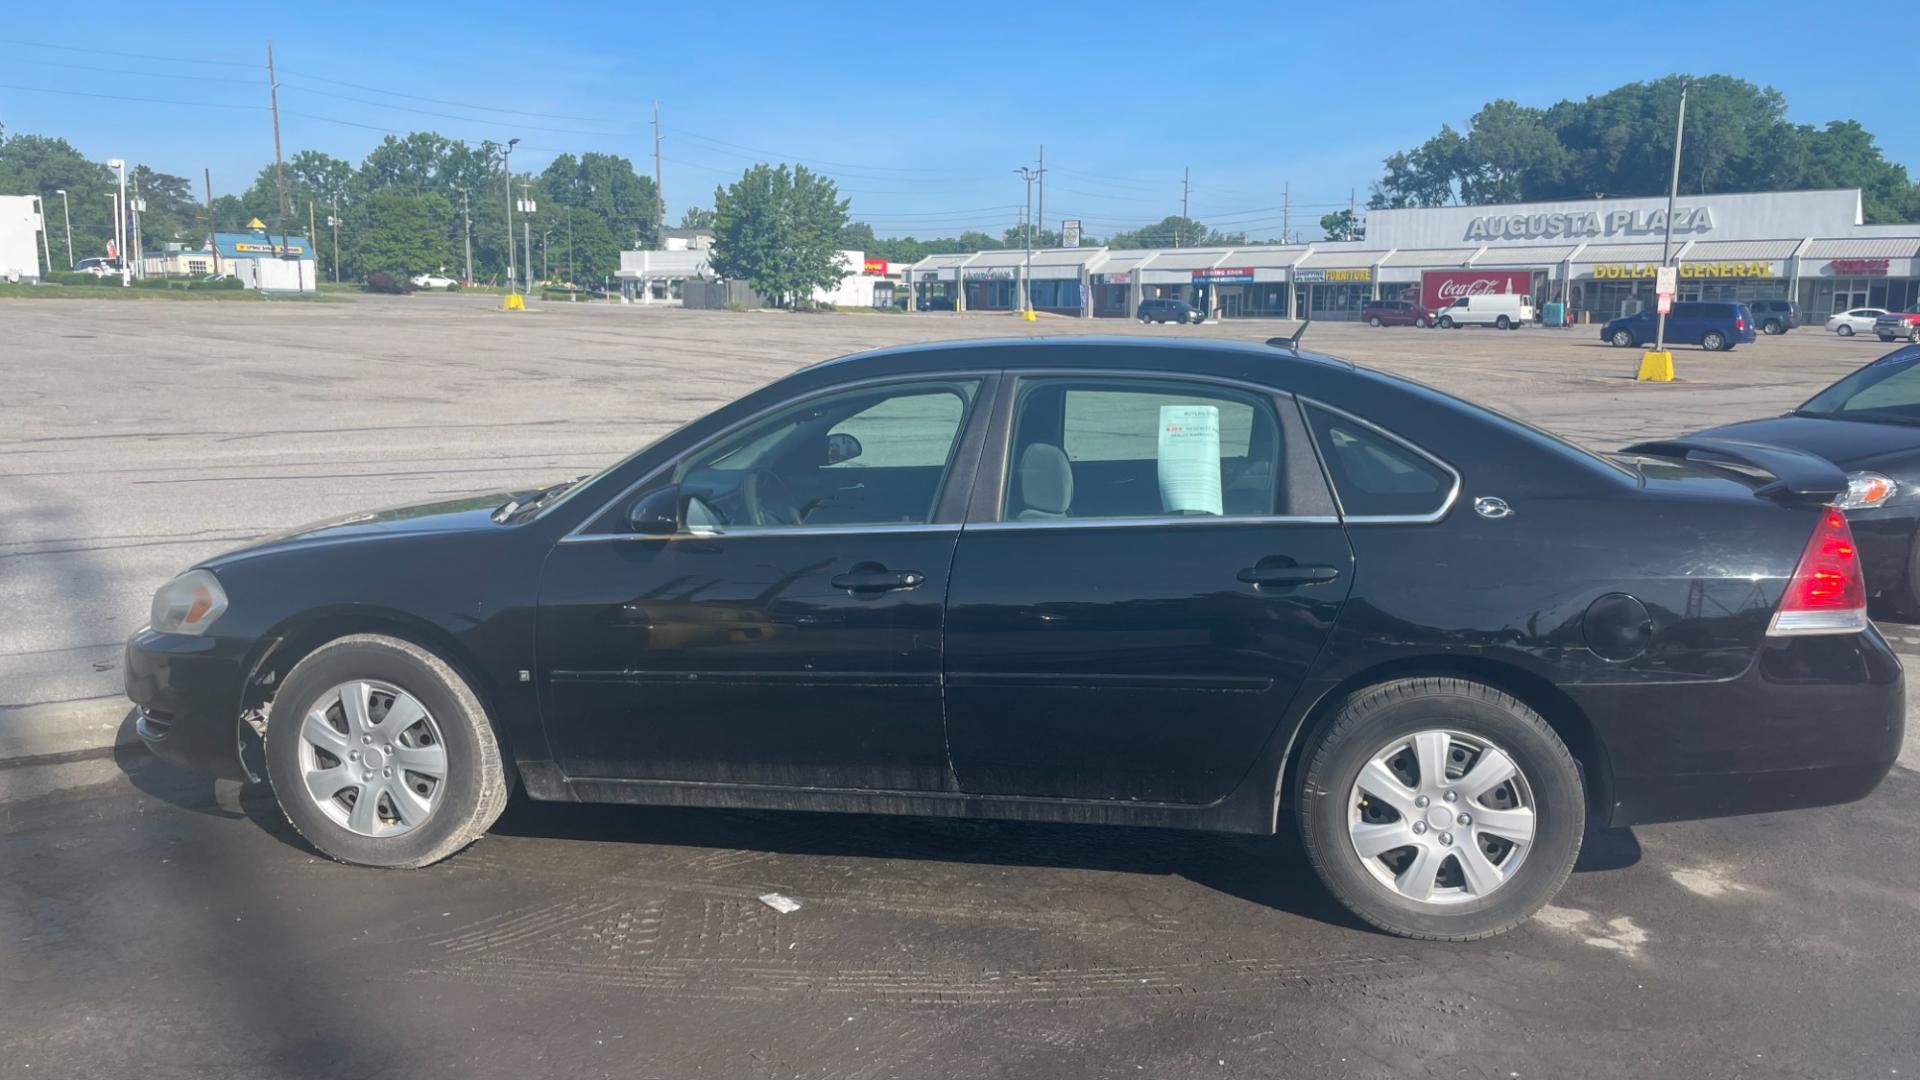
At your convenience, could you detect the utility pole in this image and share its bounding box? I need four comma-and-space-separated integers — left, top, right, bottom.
265, 41, 293, 263
1180, 167, 1191, 247
108, 159, 127, 286
130, 169, 145, 278
519, 178, 535, 294
651, 101, 665, 237
1653, 79, 1690, 357
504, 137, 519, 293
330, 196, 342, 282
308, 200, 317, 273
461, 190, 472, 284
1348, 188, 1357, 241
1282, 180, 1290, 245
203, 170, 220, 277
1036, 144, 1045, 246
566, 206, 573, 283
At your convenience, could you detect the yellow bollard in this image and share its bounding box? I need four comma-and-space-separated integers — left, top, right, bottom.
1022, 308, 1037, 322
1636, 350, 1675, 382
502, 292, 525, 311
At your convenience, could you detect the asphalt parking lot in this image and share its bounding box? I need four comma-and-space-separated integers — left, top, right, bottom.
4, 296, 1918, 1078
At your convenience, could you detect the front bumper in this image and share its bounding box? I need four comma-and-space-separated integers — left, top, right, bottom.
124, 630, 263, 781
1573, 628, 1904, 827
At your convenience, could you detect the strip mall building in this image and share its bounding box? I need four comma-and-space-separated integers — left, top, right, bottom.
903, 188, 1919, 323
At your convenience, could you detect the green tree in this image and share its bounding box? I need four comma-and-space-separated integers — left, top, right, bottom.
562, 208, 621, 283
0, 129, 115, 261
347, 189, 452, 278
540, 152, 659, 251
129, 165, 201, 247
711, 164, 851, 308
1107, 216, 1240, 248
1319, 209, 1363, 241
678, 206, 716, 230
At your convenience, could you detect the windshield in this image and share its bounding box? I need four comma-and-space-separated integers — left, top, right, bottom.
1797, 350, 1920, 425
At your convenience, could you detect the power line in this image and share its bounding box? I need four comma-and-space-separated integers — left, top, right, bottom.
5, 56, 261, 85
0, 36, 259, 68
281, 82, 625, 138
0, 81, 265, 109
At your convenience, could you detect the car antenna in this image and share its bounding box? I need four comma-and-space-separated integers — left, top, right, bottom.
1266, 309, 1311, 354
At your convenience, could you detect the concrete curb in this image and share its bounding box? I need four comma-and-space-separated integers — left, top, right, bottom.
0, 698, 138, 763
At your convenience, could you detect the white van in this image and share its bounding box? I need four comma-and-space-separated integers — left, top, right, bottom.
1436, 293, 1534, 329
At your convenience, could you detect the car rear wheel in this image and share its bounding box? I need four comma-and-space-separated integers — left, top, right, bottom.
1763, 319, 1783, 335
1910, 326, 1920, 344
1495, 315, 1511, 330
1837, 325, 1854, 336
1138, 314, 1151, 324
1296, 677, 1584, 941
1610, 329, 1635, 347
1368, 316, 1383, 327
264, 634, 508, 869
1438, 316, 1454, 329
1702, 331, 1727, 351
1879, 334, 1896, 342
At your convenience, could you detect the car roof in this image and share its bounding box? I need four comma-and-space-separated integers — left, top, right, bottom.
799, 336, 1355, 380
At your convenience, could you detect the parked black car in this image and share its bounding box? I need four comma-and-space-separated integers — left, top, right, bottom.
1748, 299, 1801, 335
1687, 344, 1920, 615
1137, 297, 1204, 324
127, 338, 1902, 941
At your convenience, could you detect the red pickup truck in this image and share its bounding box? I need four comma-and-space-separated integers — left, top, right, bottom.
1874, 307, 1920, 343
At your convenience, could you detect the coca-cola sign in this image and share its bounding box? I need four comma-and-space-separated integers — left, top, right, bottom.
1422, 269, 1533, 311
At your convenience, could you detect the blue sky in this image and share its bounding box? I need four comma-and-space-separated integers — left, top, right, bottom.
1, 0, 1911, 239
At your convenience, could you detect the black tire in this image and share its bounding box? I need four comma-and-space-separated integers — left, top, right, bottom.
1879, 334, 1896, 342
1495, 315, 1511, 330
1702, 330, 1727, 352
1910, 326, 1920, 344
1296, 677, 1584, 942
1438, 316, 1454, 329
1368, 316, 1383, 327
1138, 314, 1151, 324
264, 634, 508, 869
1610, 329, 1635, 347
1838, 325, 1854, 337
1763, 319, 1783, 335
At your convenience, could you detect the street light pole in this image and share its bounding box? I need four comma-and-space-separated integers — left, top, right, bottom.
1015, 165, 1038, 314
1653, 79, 1690, 356
54, 189, 72, 267
503, 137, 519, 294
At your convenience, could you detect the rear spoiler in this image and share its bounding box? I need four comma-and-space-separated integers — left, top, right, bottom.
1619, 437, 1847, 505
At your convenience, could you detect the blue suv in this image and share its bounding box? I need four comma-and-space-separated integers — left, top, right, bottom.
1601, 301, 1757, 352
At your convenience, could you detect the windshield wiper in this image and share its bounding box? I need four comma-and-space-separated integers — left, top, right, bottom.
493, 476, 587, 523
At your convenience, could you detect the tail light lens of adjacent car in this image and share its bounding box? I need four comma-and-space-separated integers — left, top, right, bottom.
1768, 509, 1868, 636
1736, 316, 1746, 332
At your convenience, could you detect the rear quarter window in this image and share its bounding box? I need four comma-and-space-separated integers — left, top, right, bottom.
1304, 404, 1456, 519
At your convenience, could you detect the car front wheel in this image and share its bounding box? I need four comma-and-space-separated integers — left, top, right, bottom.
1702, 330, 1727, 351
1296, 677, 1584, 942
1368, 316, 1383, 327
1438, 316, 1454, 329
1837, 325, 1854, 336
1610, 329, 1635, 347
264, 634, 508, 869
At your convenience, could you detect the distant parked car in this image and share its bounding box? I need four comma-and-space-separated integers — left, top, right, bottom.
409, 273, 458, 290
1362, 299, 1436, 328
1828, 308, 1888, 337
73, 257, 119, 277
1137, 298, 1204, 324
1601, 301, 1756, 352
1874, 308, 1920, 343
1748, 299, 1801, 335
1436, 294, 1533, 330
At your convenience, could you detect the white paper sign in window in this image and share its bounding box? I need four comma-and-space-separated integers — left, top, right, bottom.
1157, 404, 1223, 515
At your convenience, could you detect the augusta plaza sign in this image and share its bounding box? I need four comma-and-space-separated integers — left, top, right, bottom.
1463, 206, 1715, 242
1421, 269, 1532, 310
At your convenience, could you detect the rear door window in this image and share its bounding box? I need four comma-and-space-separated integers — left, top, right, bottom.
1303, 404, 1456, 520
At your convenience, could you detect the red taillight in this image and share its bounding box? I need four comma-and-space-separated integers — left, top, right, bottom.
1769, 509, 1868, 636
1736, 317, 1746, 331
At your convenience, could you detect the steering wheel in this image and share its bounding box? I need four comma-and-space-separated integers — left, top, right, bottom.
740, 468, 804, 527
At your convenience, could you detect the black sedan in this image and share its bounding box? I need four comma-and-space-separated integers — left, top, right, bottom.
126, 338, 1904, 942
1688, 345, 1920, 616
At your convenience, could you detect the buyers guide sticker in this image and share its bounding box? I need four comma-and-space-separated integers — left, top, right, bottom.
1157, 405, 1223, 515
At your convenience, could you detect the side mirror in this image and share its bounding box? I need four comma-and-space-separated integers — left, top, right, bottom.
627, 486, 680, 535
826, 432, 863, 466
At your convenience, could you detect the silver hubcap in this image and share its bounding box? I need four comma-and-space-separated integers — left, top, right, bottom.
1347, 729, 1536, 905
296, 680, 448, 838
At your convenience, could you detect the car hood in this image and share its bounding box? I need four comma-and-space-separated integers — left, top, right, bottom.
201, 490, 517, 567
1689, 415, 1920, 469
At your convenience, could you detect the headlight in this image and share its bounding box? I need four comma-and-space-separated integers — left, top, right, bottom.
1837, 471, 1897, 510
150, 569, 229, 635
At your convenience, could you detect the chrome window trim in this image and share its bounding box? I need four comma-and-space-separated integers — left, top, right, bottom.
557, 522, 964, 545
560, 370, 991, 543
986, 368, 1336, 527
1298, 396, 1462, 525
967, 515, 1339, 533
